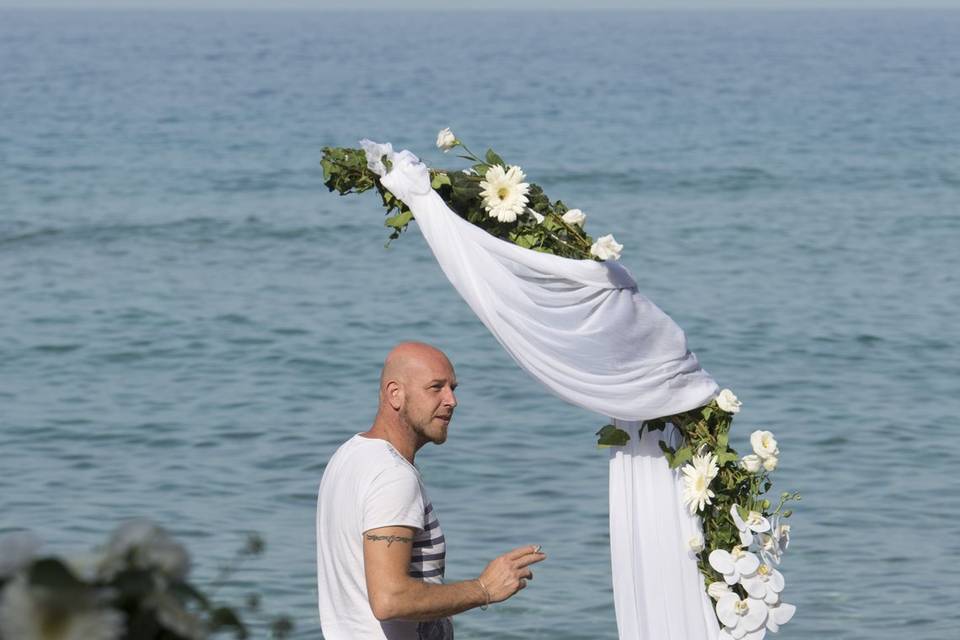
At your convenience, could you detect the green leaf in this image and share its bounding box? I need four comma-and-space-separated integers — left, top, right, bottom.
717, 432, 729, 449
645, 419, 666, 432
672, 446, 693, 468
702, 406, 714, 421
431, 172, 451, 189
112, 569, 156, 604
210, 607, 248, 639
28, 558, 85, 591
485, 148, 505, 167
384, 210, 413, 231
717, 451, 739, 465
658, 441, 676, 465
596, 424, 630, 447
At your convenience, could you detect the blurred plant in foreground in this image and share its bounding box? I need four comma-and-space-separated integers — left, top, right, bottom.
0, 520, 293, 640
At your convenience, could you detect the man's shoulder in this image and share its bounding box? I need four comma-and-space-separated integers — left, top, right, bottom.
327, 434, 418, 481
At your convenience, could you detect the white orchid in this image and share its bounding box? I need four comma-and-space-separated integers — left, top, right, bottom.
758, 515, 790, 565
99, 519, 190, 581
741, 454, 762, 473
590, 234, 623, 261
715, 593, 769, 640
435, 127, 457, 151
730, 504, 770, 547
750, 430, 779, 460
0, 531, 42, 579
681, 452, 719, 515
765, 601, 797, 632
0, 575, 124, 640
479, 164, 530, 223
708, 581, 732, 600
715, 389, 742, 414
709, 546, 760, 585
741, 563, 785, 605
561, 208, 586, 226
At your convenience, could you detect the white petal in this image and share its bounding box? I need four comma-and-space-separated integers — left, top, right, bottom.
741, 575, 766, 599
739, 529, 754, 546
731, 624, 748, 640
768, 568, 785, 593
743, 627, 768, 640
709, 549, 734, 574
764, 589, 780, 606
742, 598, 769, 631
736, 552, 761, 576
716, 594, 741, 628
750, 517, 771, 533
771, 602, 796, 625
718, 629, 736, 640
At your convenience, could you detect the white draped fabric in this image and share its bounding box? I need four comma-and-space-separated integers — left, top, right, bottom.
366, 141, 720, 639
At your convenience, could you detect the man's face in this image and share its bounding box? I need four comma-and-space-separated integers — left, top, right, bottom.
399, 355, 458, 446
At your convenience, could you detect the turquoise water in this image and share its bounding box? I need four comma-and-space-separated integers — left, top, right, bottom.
2, 8, 959, 639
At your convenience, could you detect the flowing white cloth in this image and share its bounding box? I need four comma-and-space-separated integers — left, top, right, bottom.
365, 141, 720, 639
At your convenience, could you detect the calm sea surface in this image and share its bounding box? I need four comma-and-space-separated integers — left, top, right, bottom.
2, 9, 959, 639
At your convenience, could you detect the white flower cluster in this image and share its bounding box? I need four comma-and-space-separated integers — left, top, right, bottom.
742, 429, 780, 472
707, 508, 795, 640
677, 389, 796, 637
434, 128, 624, 260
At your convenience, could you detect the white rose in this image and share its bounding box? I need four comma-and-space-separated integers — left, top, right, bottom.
688, 534, 705, 553
763, 455, 779, 472
708, 581, 731, 600
561, 208, 586, 226
750, 430, 779, 459
435, 127, 457, 151
715, 389, 741, 414
590, 234, 623, 261
740, 454, 762, 473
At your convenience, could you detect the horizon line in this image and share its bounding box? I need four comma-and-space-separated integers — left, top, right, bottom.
2, 4, 959, 10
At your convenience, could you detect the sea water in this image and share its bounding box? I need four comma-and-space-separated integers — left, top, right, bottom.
1, 9, 959, 639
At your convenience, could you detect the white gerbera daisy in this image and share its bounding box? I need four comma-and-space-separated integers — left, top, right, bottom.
479, 165, 529, 223
0, 575, 123, 640
681, 452, 719, 514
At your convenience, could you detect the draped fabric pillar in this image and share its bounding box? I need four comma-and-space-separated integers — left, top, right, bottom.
367, 143, 720, 639
609, 420, 719, 639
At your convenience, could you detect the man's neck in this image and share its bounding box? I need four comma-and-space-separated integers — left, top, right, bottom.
363, 419, 421, 464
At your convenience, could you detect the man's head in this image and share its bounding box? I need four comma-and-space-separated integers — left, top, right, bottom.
379, 342, 458, 447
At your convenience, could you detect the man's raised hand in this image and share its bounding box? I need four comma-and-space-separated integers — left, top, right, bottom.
478, 545, 547, 603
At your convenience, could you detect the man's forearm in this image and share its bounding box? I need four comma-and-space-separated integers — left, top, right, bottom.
372, 576, 487, 622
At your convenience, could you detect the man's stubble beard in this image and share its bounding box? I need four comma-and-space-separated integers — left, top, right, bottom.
401, 405, 448, 446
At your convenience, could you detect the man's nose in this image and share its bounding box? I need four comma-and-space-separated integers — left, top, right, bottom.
444, 388, 457, 408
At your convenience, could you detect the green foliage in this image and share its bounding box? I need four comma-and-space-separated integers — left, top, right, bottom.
596, 424, 631, 447
320, 138, 600, 260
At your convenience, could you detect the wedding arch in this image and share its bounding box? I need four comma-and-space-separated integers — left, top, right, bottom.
321, 135, 796, 640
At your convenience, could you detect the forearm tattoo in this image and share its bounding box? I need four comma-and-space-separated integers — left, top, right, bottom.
365, 533, 412, 547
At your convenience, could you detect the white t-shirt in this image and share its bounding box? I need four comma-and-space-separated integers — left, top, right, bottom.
316, 434, 452, 640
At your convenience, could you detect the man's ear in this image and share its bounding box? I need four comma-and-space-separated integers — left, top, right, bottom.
385, 380, 403, 411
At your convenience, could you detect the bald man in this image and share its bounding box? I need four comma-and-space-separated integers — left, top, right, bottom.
316, 342, 545, 640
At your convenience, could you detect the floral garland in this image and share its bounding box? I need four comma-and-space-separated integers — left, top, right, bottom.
321, 130, 800, 638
